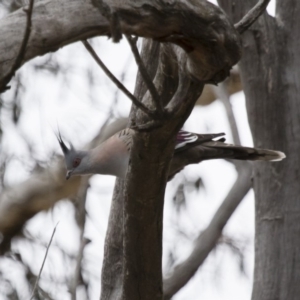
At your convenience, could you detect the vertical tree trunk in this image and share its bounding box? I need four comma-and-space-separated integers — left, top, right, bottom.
97, 2, 241, 299
219, 1, 300, 299
100, 38, 207, 299
100, 40, 161, 300
100, 179, 124, 300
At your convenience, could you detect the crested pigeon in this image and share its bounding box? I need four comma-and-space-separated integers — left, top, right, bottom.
57, 128, 285, 180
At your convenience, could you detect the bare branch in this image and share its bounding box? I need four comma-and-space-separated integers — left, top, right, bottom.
100, 40, 160, 300
125, 35, 164, 117
163, 163, 252, 299
0, 0, 241, 88
0, 0, 35, 93
82, 40, 159, 119
235, 0, 271, 34
121, 43, 204, 300
30, 222, 58, 300
164, 48, 204, 118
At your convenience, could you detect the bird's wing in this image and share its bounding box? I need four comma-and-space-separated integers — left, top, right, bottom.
175, 130, 225, 152
117, 128, 134, 152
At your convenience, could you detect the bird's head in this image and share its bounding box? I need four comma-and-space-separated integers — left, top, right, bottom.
56, 133, 89, 180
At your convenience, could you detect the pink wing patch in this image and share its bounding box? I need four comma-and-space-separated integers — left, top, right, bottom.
175, 130, 198, 149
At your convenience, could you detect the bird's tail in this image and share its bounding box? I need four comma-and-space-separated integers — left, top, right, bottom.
201, 141, 286, 161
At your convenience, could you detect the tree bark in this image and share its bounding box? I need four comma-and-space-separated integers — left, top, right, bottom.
0, 1, 243, 299
101, 28, 241, 299
95, 1, 242, 298
218, 1, 300, 299
100, 40, 161, 300
121, 43, 205, 300
100, 179, 125, 300
0, 0, 241, 91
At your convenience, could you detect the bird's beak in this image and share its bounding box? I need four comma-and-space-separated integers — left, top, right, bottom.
66, 170, 73, 180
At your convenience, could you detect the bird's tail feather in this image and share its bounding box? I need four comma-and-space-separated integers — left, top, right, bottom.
202, 141, 286, 161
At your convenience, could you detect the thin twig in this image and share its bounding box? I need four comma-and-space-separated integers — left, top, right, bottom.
30, 222, 59, 300
82, 40, 158, 119
125, 35, 164, 116
235, 0, 271, 34
0, 0, 35, 93
213, 81, 241, 145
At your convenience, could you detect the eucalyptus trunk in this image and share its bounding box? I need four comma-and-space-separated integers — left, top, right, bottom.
219, 1, 300, 299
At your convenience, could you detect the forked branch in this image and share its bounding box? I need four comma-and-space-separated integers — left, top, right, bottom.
125, 35, 165, 117
82, 40, 160, 120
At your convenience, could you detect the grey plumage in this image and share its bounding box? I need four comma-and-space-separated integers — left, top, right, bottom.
57, 129, 285, 180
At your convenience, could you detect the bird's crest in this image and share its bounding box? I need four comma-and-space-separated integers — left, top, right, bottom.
55, 130, 74, 156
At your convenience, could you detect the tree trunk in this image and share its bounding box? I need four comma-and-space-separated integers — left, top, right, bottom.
219, 1, 300, 299
0, 1, 242, 298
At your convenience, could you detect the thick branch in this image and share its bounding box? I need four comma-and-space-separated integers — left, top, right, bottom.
0, 0, 35, 93
234, 0, 271, 34
0, 0, 241, 89
100, 40, 161, 300
163, 163, 252, 299
100, 179, 124, 300
95, 0, 242, 83
121, 41, 205, 300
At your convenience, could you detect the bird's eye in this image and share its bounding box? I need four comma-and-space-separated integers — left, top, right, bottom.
73, 158, 81, 168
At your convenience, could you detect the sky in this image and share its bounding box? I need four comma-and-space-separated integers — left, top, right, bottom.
0, 0, 277, 299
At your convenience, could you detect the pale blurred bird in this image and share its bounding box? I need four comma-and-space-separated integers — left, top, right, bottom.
57, 128, 285, 180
